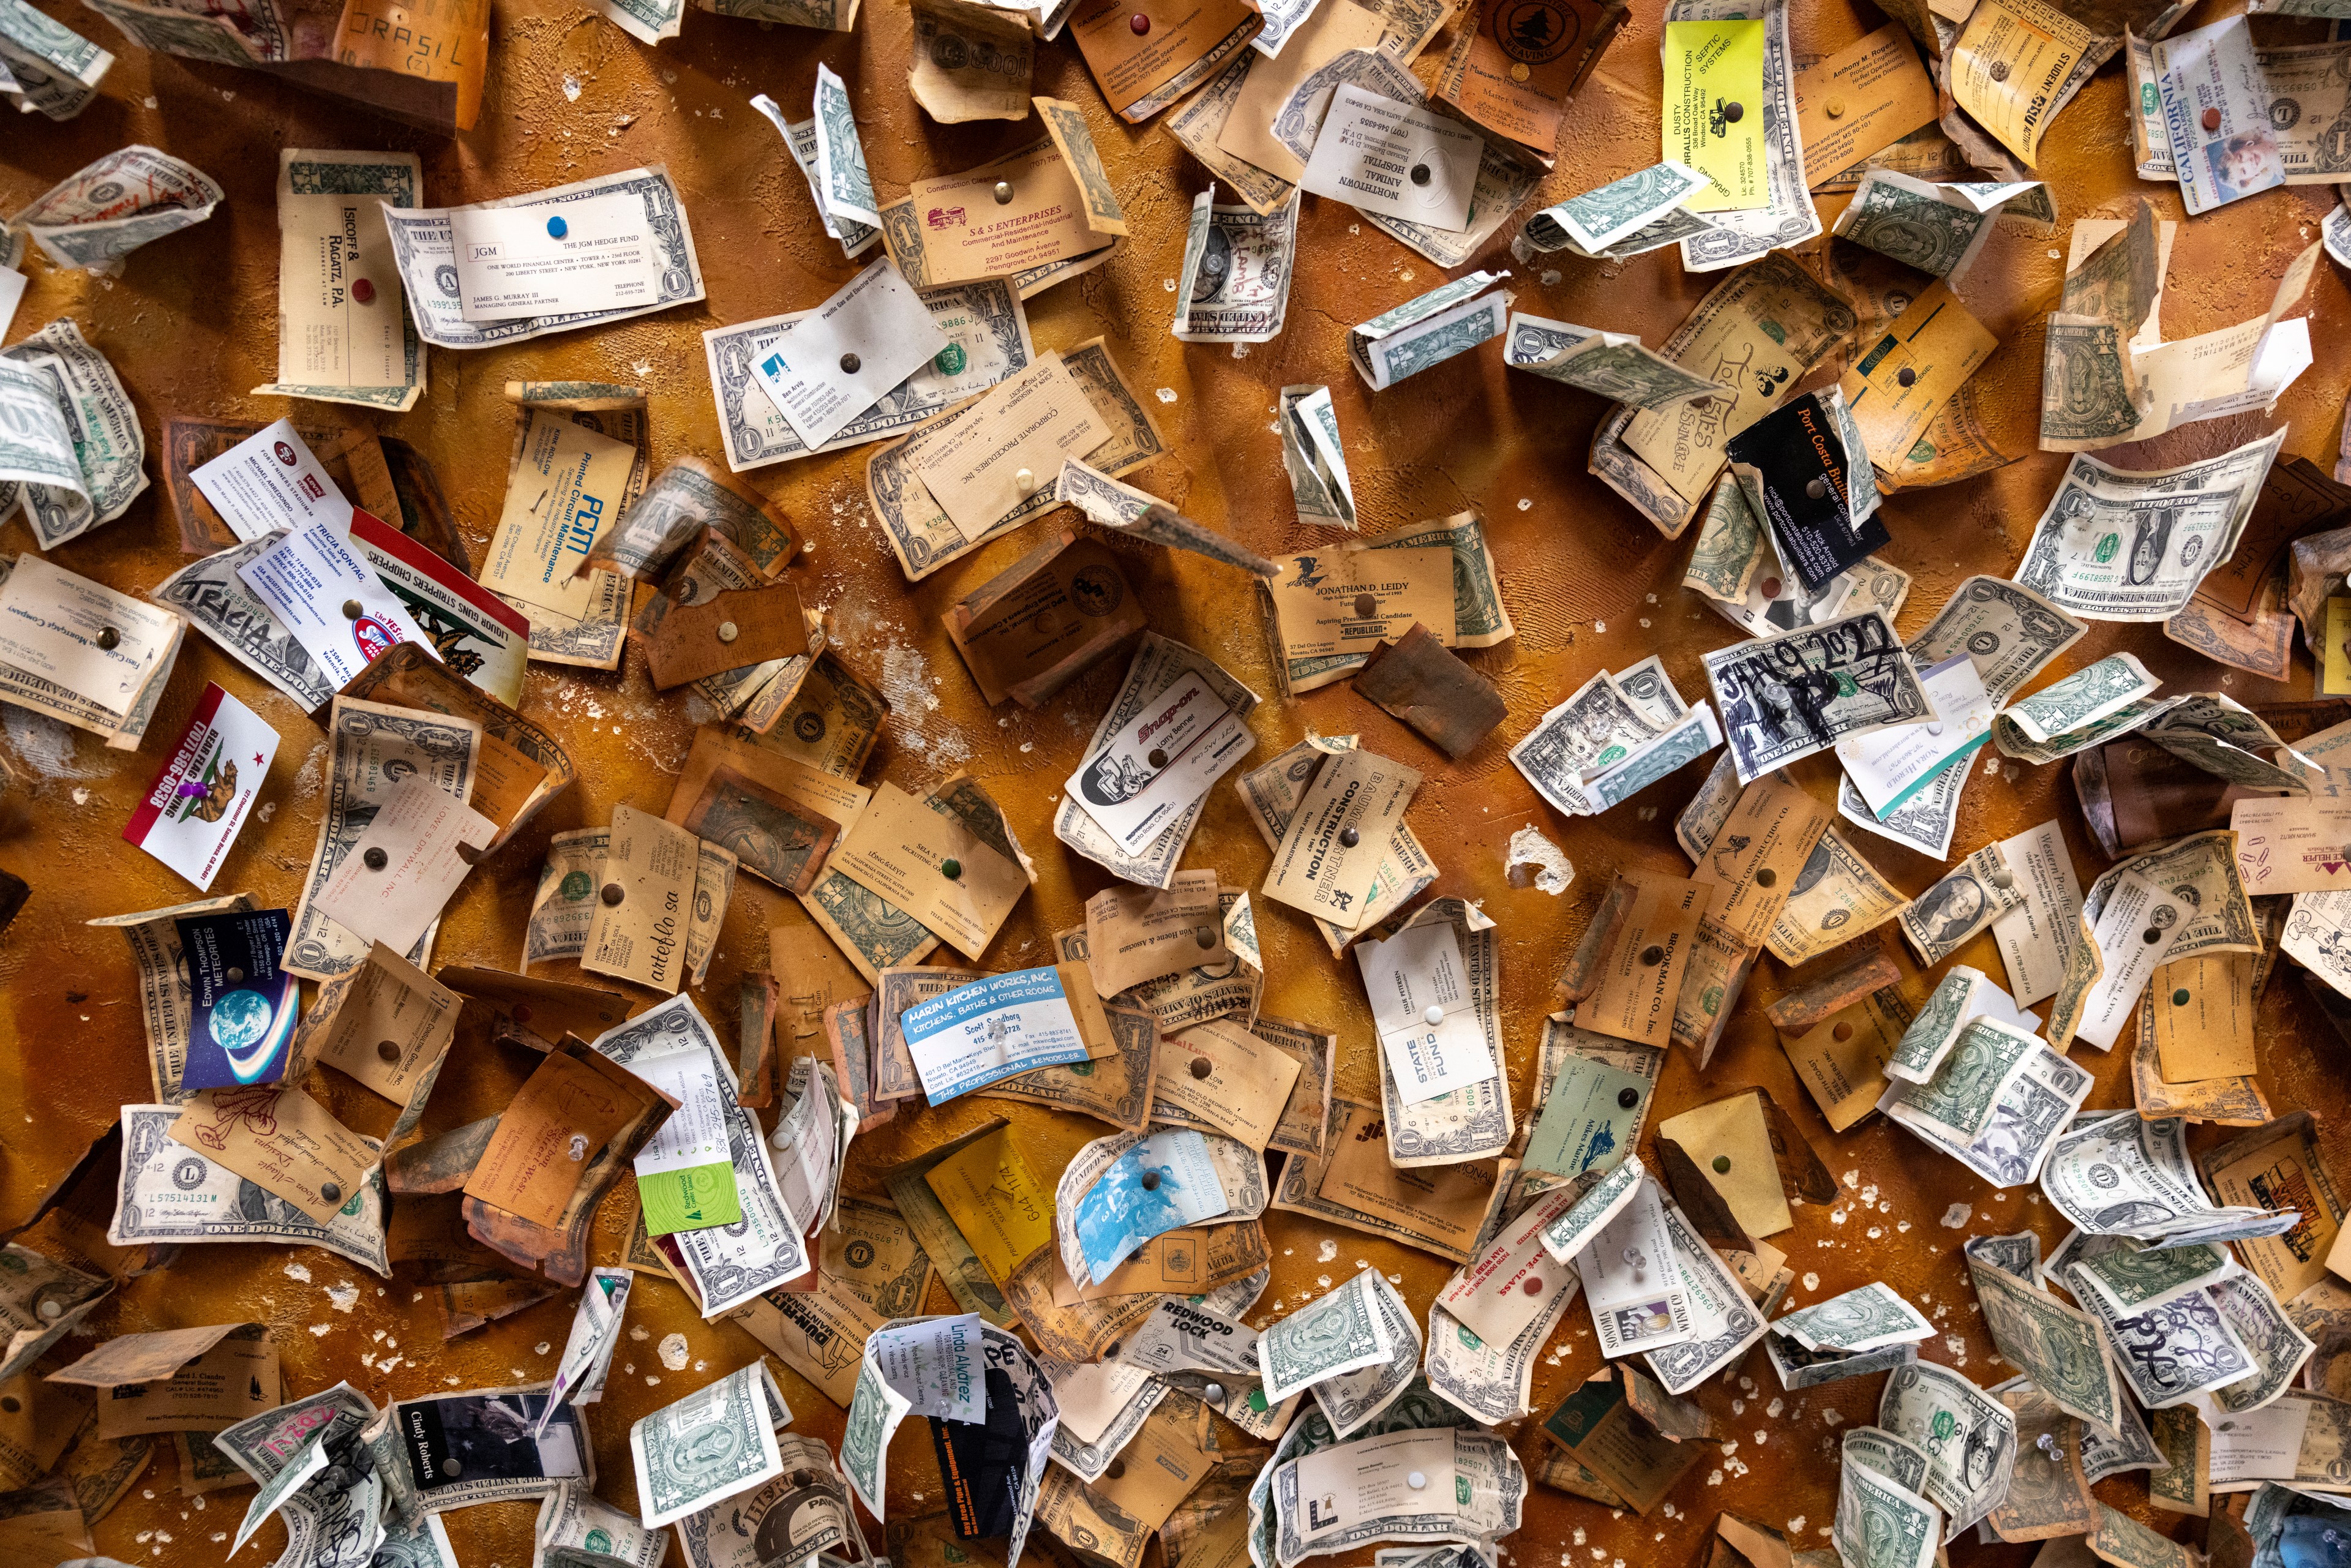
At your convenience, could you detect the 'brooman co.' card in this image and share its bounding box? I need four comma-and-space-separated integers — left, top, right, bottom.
126, 682, 279, 892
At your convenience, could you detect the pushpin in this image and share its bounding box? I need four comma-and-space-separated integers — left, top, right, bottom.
1805, 476, 1829, 500
718, 621, 740, 643
320, 1183, 343, 1204
352, 278, 376, 304
364, 847, 389, 871
1423, 1005, 1444, 1026
602, 883, 625, 906
1406, 1472, 1427, 1490
942, 858, 962, 880
1190, 1057, 1213, 1080
97, 626, 121, 650
547, 215, 569, 239
1130, 11, 1148, 30
1897, 367, 1917, 387
343, 599, 364, 620
1617, 1087, 1638, 1108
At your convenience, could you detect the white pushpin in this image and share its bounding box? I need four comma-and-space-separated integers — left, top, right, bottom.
1406, 1472, 1428, 1490
1423, 1004, 1443, 1026
1015, 467, 1038, 495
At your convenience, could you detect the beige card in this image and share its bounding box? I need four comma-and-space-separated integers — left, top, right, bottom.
829, 782, 1027, 961
269, 151, 421, 407
1263, 749, 1423, 931
1267, 547, 1458, 667
1090, 1395, 1218, 1531
1950, 0, 2092, 168
1780, 991, 1908, 1133
912, 354, 1108, 543
1793, 23, 1939, 187
1655, 1095, 1792, 1238
1154, 1019, 1303, 1152
51, 1325, 281, 1438
582, 804, 700, 993
1621, 270, 1832, 506
729, 1272, 884, 1408
168, 1086, 376, 1226
298, 941, 460, 1135
1578, 876, 1714, 1047
310, 774, 497, 958
482, 408, 640, 623
1217, 0, 1387, 182
1085, 871, 1229, 997
1316, 1101, 1494, 1256
905, 139, 1109, 287
2151, 953, 2257, 1083
1839, 279, 1997, 467
1692, 776, 1831, 946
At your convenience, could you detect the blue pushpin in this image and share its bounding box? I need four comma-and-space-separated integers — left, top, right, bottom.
547, 215, 569, 239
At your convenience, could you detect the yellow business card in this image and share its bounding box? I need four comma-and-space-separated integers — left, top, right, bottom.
923, 1123, 1056, 1288
1663, 20, 1766, 212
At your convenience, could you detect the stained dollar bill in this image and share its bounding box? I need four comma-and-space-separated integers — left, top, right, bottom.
1503, 312, 1729, 409
0, 318, 148, 549
284, 697, 481, 981
869, 337, 1165, 581
1905, 576, 2086, 707
1174, 187, 1299, 343
381, 167, 706, 350
1702, 610, 1936, 783
0, 0, 111, 119
2014, 430, 2289, 621
591, 995, 811, 1314
1347, 272, 1512, 391
1877, 1361, 2016, 1537
10, 144, 222, 271
108, 1105, 390, 1277
1520, 160, 1709, 256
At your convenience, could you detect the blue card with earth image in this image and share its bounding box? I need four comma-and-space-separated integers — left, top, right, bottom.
175, 909, 299, 1091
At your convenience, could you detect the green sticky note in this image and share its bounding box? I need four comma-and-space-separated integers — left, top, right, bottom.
1523, 1058, 1652, 1179
637, 1163, 741, 1237
1662, 20, 1766, 212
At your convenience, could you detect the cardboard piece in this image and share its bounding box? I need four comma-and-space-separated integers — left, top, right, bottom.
943, 530, 1147, 708
641, 582, 811, 691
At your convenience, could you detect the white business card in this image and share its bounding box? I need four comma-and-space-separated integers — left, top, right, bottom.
1298, 84, 1482, 232
448, 194, 663, 322
234, 514, 435, 691
751, 258, 948, 451
190, 418, 351, 544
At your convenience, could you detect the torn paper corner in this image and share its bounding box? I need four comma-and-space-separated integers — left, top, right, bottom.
1504, 825, 1575, 896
